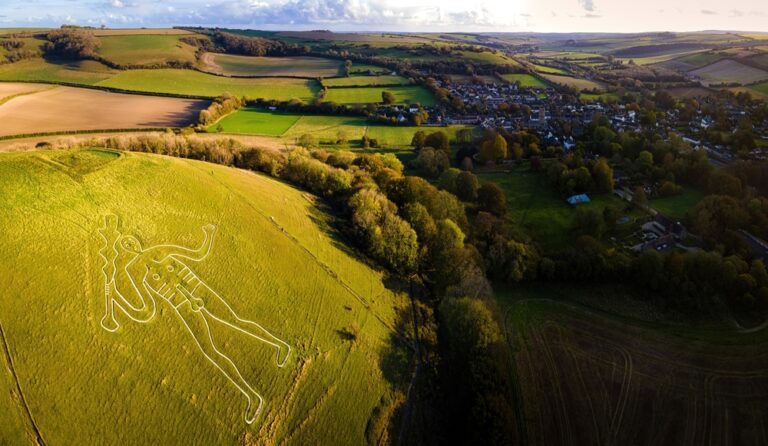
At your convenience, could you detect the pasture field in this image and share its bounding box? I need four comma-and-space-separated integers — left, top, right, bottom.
501, 74, 548, 88
540, 74, 604, 91
91, 28, 194, 36
96, 70, 320, 101
663, 86, 716, 99
322, 75, 409, 87
206, 54, 343, 77
208, 108, 302, 135
455, 50, 520, 66
0, 148, 410, 445
324, 86, 434, 105
500, 289, 768, 445
210, 108, 473, 148
747, 81, 768, 98
650, 188, 704, 220
478, 169, 630, 253
96, 35, 199, 66
0, 85, 207, 137
690, 59, 768, 86
282, 115, 370, 142
579, 92, 619, 102
530, 63, 568, 74
0, 59, 116, 85
348, 64, 389, 74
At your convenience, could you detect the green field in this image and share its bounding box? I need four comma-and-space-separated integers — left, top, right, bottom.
96, 70, 320, 101
501, 73, 548, 88
97, 35, 199, 66
530, 63, 568, 74
322, 75, 410, 87
208, 108, 302, 135
478, 169, 629, 252
209, 54, 343, 77
540, 74, 605, 91
0, 148, 409, 445
650, 188, 704, 220
580, 92, 620, 102
324, 86, 434, 105
209, 107, 472, 148
747, 81, 768, 97
0, 59, 116, 85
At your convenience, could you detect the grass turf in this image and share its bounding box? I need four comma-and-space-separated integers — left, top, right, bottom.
0, 148, 409, 445
96, 69, 320, 101
649, 187, 704, 220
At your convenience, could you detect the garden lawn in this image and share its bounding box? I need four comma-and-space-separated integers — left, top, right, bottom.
650, 188, 704, 220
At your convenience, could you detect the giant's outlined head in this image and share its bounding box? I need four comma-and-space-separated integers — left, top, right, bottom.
121, 235, 143, 253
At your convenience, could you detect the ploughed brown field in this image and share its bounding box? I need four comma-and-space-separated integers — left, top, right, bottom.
0, 83, 208, 137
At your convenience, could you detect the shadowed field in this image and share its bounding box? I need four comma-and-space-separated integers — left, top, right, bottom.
503, 295, 768, 445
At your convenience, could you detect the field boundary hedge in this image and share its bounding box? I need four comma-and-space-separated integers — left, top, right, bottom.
0, 127, 174, 141
0, 79, 213, 100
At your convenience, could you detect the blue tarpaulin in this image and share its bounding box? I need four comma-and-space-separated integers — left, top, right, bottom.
566, 194, 590, 205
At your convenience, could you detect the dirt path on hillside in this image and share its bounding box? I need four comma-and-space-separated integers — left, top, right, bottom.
199, 52, 224, 75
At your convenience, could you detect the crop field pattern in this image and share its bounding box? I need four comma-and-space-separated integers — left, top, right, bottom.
204, 54, 344, 77
0, 149, 409, 445
0, 84, 207, 137
506, 299, 768, 445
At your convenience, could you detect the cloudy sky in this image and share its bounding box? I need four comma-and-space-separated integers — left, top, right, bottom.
0, 0, 766, 32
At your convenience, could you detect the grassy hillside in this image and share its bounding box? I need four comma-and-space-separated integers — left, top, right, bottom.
208, 54, 343, 77
501, 73, 548, 88
96, 35, 199, 66
323, 75, 410, 87
96, 69, 320, 101
0, 148, 410, 445
0, 59, 116, 85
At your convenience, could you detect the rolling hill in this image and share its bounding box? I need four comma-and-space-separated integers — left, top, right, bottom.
0, 148, 411, 445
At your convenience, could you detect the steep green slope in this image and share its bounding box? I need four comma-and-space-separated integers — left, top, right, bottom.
0, 149, 409, 445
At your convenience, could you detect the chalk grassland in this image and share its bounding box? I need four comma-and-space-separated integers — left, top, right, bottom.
0, 149, 409, 445
689, 59, 768, 86
502, 293, 768, 445
501, 74, 548, 88
529, 63, 568, 74
0, 59, 116, 85
96, 69, 320, 101
207, 54, 343, 77
96, 35, 200, 66
322, 75, 410, 87
0, 85, 207, 137
324, 86, 435, 105
540, 74, 605, 91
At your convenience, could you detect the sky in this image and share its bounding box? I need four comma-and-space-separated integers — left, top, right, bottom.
0, 0, 766, 33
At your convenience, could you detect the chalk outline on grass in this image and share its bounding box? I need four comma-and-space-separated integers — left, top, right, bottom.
98, 214, 291, 424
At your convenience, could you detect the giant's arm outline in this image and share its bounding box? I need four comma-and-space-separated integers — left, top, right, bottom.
144, 225, 216, 262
